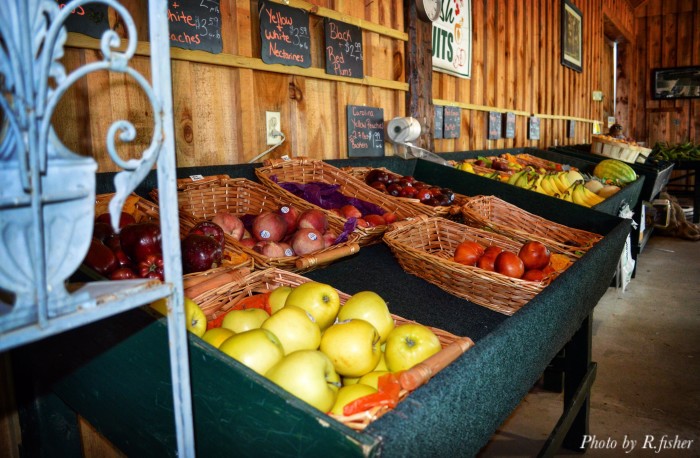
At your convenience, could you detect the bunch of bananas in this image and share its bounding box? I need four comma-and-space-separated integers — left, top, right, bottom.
506, 167, 604, 207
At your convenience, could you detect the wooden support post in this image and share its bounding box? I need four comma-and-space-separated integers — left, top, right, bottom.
405, 0, 435, 151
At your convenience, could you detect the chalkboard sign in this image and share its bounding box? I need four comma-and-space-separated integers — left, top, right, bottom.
528, 116, 541, 140
57, 1, 109, 39
568, 120, 576, 138
443, 106, 461, 139
503, 112, 516, 139
434, 106, 444, 139
487, 112, 502, 140
259, 0, 311, 68
347, 105, 384, 157
168, 0, 222, 54
324, 19, 363, 78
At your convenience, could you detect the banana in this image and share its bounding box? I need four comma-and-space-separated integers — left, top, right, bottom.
531, 174, 547, 194
571, 184, 592, 207
515, 171, 532, 188
579, 184, 605, 206
541, 174, 557, 196
554, 172, 572, 194
508, 170, 526, 186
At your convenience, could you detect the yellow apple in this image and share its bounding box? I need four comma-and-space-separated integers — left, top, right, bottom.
221, 308, 269, 334
201, 327, 235, 348
265, 350, 340, 413
149, 297, 207, 337
329, 383, 377, 416
358, 370, 391, 390
218, 328, 284, 375
342, 376, 360, 386
373, 351, 388, 371
384, 323, 442, 373
320, 319, 381, 377
337, 291, 395, 343
261, 305, 321, 354
283, 281, 340, 330
268, 285, 293, 314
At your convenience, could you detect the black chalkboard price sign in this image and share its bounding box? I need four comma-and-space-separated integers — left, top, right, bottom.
259, 0, 311, 68
347, 105, 385, 157
528, 116, 541, 140
443, 106, 461, 139
56, 1, 109, 39
487, 112, 502, 140
503, 112, 516, 139
168, 0, 222, 54
324, 19, 363, 78
434, 106, 444, 139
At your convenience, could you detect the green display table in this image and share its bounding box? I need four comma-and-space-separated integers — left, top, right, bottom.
10, 158, 631, 457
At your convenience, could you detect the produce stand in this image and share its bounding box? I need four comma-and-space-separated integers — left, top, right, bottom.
10, 158, 631, 457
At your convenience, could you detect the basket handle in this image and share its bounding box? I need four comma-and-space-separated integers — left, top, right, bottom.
386, 215, 429, 232
263, 156, 310, 167
398, 336, 474, 391
295, 242, 360, 269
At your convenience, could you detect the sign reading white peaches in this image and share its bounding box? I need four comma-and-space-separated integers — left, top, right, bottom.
179, 278, 472, 427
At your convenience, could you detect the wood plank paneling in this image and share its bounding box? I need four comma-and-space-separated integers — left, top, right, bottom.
51, 0, 693, 170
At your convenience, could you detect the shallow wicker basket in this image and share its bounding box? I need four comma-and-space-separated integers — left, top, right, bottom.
151, 178, 360, 273
460, 196, 603, 258
591, 135, 652, 164
192, 267, 473, 431
383, 216, 570, 315
340, 166, 468, 217
255, 158, 422, 246
87, 194, 251, 280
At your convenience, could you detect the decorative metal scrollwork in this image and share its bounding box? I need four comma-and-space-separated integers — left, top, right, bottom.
0, 0, 165, 329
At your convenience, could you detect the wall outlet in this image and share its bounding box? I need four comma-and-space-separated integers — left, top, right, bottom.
266, 111, 281, 145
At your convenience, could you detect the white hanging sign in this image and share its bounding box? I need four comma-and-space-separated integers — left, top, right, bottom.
432, 0, 472, 79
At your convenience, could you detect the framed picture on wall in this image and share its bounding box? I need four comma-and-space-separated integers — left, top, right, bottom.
652, 67, 700, 100
561, 0, 583, 73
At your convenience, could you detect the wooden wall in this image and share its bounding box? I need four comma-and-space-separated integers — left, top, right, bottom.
52, 0, 639, 172
634, 0, 700, 146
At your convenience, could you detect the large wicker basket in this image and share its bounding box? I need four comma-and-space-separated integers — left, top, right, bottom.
151, 178, 360, 273
191, 267, 474, 431
340, 166, 468, 217
383, 216, 571, 315
86, 193, 251, 280
255, 158, 423, 246
460, 196, 603, 258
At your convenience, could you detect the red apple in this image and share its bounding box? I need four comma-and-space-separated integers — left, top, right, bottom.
297, 209, 328, 233
254, 241, 286, 258
239, 238, 256, 249
364, 214, 386, 227
291, 228, 325, 255
181, 233, 223, 274
340, 205, 362, 219
278, 242, 295, 257
252, 211, 288, 242
277, 205, 300, 235
189, 221, 225, 250
93, 222, 114, 243
119, 222, 162, 263
382, 212, 398, 224
211, 212, 245, 241
518, 241, 551, 271
322, 231, 338, 248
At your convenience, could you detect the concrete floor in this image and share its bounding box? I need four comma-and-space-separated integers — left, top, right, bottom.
479, 234, 700, 457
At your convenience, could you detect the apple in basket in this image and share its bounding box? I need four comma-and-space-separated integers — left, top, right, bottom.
261, 305, 322, 355
297, 209, 328, 233
337, 291, 395, 344
277, 205, 301, 235
189, 221, 225, 250
219, 328, 284, 376
252, 211, 288, 243
283, 281, 340, 331
384, 323, 442, 373
320, 319, 382, 378
291, 228, 325, 255
181, 233, 223, 274
211, 212, 245, 241
265, 350, 341, 413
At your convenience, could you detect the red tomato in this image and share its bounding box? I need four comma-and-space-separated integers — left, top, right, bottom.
518, 241, 551, 270
494, 251, 525, 279
454, 241, 485, 266
522, 269, 546, 282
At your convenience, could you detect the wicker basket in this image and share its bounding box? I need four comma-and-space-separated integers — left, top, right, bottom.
340, 166, 468, 217
382, 216, 571, 315
191, 266, 474, 431
87, 194, 251, 280
591, 135, 652, 164
460, 196, 603, 258
255, 158, 422, 246
151, 178, 360, 273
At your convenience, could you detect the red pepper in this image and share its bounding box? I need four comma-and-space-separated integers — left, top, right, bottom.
138, 254, 164, 281
342, 373, 401, 416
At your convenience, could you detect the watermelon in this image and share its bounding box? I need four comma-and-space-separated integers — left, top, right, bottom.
592, 159, 637, 184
